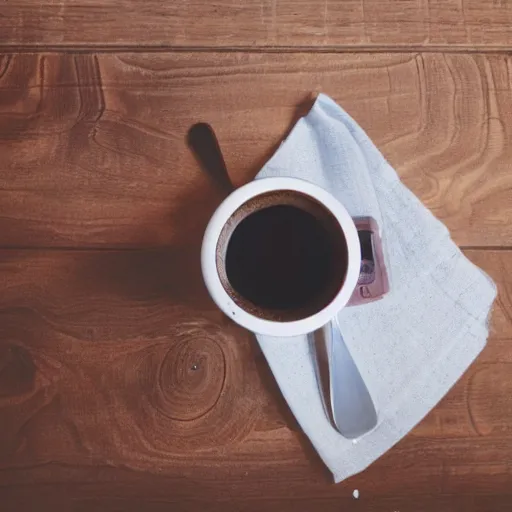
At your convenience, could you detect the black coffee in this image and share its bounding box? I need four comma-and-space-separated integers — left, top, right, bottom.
224, 202, 346, 320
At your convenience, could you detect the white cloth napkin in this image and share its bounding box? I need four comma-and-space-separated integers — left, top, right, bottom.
255, 94, 497, 483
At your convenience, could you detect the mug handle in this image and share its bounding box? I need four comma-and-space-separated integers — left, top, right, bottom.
348, 217, 389, 306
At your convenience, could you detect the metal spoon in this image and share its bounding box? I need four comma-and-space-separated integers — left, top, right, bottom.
328, 315, 377, 438
187, 122, 377, 438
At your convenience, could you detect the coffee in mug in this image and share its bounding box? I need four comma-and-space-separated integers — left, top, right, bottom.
215, 190, 348, 322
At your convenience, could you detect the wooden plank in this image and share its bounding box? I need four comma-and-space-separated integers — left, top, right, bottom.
1, 52, 511, 248
2, 482, 512, 512
0, 249, 510, 511
2, 0, 512, 48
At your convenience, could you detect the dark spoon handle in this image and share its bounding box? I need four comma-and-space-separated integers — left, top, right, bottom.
187, 123, 234, 194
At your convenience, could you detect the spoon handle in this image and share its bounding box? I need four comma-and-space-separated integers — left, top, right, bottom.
187, 123, 234, 194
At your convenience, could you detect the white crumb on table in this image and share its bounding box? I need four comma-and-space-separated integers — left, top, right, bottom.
352, 489, 359, 499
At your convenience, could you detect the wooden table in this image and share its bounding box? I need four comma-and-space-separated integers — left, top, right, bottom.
1, 2, 512, 510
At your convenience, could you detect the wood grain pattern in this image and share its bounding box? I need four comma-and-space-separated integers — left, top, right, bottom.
2, 0, 512, 49
3, 0, 512, 505
0, 249, 510, 511
1, 52, 512, 248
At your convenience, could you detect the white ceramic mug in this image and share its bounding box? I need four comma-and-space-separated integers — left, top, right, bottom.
201, 177, 361, 337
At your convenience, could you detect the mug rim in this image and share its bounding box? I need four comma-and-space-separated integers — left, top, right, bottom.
201, 177, 361, 337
